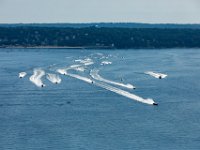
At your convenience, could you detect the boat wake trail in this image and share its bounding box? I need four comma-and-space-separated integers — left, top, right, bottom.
60, 70, 155, 105
19, 72, 27, 78
56, 64, 84, 75
101, 61, 112, 65
75, 58, 94, 66
145, 71, 168, 79
94, 81, 155, 105
57, 69, 67, 75
20, 52, 160, 106
63, 72, 93, 84
46, 73, 61, 84
90, 69, 136, 89
29, 69, 45, 87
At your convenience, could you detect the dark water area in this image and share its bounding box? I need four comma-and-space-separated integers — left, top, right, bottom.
0, 48, 200, 150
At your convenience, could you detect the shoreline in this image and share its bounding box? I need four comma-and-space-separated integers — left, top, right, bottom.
0, 46, 113, 49
1, 46, 200, 50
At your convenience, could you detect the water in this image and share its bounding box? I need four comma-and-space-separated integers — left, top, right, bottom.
0, 48, 200, 150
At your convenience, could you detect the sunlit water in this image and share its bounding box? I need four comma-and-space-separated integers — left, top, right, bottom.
0, 48, 200, 150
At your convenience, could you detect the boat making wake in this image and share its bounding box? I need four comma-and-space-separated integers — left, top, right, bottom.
18, 53, 163, 106
29, 69, 45, 87
19, 72, 27, 78
145, 71, 168, 79
94, 81, 156, 105
59, 70, 156, 105
57, 69, 67, 75
46, 73, 61, 84
90, 69, 136, 89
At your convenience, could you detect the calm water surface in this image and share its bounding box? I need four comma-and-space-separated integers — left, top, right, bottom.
0, 48, 200, 150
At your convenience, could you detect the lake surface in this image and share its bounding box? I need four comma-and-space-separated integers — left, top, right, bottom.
0, 48, 200, 150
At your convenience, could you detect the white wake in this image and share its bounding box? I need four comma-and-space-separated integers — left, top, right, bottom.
94, 81, 155, 105
29, 69, 45, 87
56, 64, 85, 74
57, 69, 67, 75
60, 70, 155, 105
145, 71, 168, 79
90, 69, 136, 89
101, 61, 112, 65
75, 58, 94, 66
19, 72, 27, 78
46, 73, 61, 84
64, 72, 93, 84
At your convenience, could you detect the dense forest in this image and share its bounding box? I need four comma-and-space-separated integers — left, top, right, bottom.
0, 26, 200, 49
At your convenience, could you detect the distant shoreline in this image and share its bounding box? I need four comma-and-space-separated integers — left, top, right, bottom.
1, 46, 200, 50
1, 26, 200, 49
0, 46, 113, 49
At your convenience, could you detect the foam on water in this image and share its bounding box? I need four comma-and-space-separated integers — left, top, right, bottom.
29, 69, 45, 87
101, 61, 112, 65
145, 71, 168, 79
90, 69, 136, 89
46, 73, 61, 84
74, 67, 85, 72
57, 64, 85, 74
57, 69, 67, 75
70, 64, 81, 68
19, 72, 27, 78
75, 58, 94, 66
65, 72, 93, 84
94, 81, 155, 105
62, 71, 155, 105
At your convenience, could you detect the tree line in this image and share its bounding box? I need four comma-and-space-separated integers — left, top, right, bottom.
0, 26, 200, 49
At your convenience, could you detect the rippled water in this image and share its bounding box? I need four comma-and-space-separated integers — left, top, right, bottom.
0, 48, 200, 150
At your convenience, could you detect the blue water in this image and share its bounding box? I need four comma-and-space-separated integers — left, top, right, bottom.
0, 48, 200, 150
